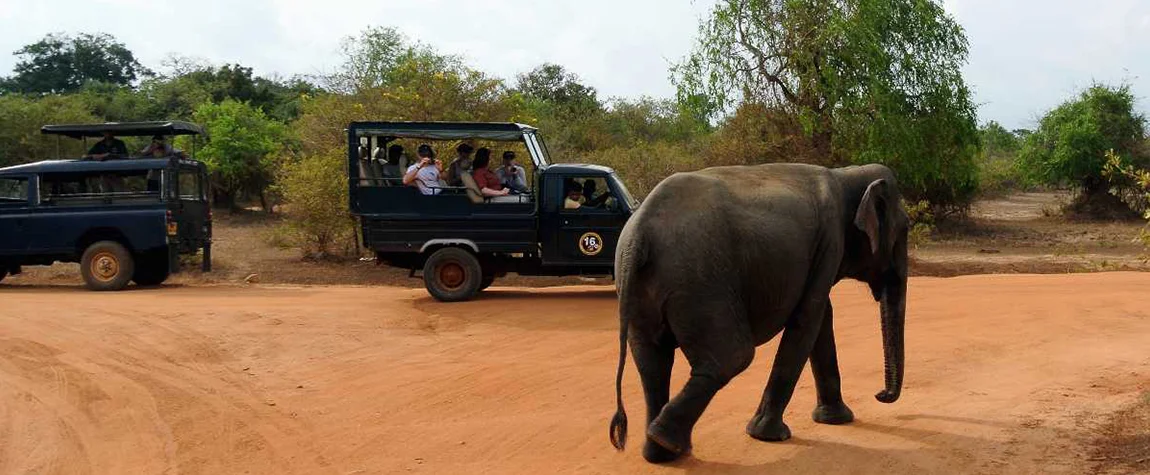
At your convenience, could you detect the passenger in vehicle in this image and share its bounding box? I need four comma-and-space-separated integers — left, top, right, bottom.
581, 179, 612, 208
139, 135, 188, 159
443, 143, 474, 187
380, 144, 406, 183
497, 151, 529, 193
84, 132, 128, 160
471, 148, 511, 197
564, 180, 584, 210
403, 144, 442, 195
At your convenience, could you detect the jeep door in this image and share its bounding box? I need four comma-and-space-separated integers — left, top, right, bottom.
0, 175, 33, 254
540, 174, 626, 266
170, 164, 210, 253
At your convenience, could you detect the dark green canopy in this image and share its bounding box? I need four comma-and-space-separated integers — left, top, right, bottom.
349, 121, 537, 141
41, 121, 206, 138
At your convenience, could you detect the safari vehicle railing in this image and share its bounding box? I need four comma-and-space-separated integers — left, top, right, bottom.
40, 120, 206, 160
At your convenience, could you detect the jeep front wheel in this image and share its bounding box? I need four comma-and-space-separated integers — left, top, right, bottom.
422, 247, 483, 302
81, 241, 135, 291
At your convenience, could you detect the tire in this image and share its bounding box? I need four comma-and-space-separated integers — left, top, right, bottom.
422, 247, 483, 302
81, 241, 135, 291
478, 276, 495, 292
132, 251, 170, 287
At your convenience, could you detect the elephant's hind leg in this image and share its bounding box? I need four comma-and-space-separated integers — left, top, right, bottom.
631, 331, 677, 463
648, 301, 754, 460
810, 304, 855, 425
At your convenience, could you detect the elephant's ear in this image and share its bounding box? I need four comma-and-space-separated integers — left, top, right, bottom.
854, 179, 888, 255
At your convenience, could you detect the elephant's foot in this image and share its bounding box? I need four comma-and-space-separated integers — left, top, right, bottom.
746, 413, 791, 442
645, 420, 690, 463
812, 402, 855, 425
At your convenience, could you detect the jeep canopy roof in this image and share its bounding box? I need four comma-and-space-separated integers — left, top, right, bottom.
40, 121, 206, 138
349, 121, 537, 141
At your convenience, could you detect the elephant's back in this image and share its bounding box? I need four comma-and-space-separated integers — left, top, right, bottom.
624, 166, 834, 308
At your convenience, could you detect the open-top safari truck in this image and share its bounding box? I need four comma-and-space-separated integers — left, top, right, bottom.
348, 121, 639, 301
0, 121, 212, 290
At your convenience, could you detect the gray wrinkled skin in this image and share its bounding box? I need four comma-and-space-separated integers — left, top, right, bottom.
609, 163, 909, 464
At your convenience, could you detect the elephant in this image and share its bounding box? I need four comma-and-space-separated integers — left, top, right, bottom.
608, 163, 909, 463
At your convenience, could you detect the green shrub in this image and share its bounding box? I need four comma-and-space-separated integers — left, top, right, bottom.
277, 149, 357, 258
902, 199, 936, 249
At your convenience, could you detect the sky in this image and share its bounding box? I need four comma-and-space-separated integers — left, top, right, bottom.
1, 0, 1148, 130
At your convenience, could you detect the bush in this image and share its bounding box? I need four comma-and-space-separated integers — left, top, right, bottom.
1019, 84, 1147, 201
572, 141, 704, 199
1103, 149, 1150, 254
903, 199, 936, 249
277, 149, 357, 258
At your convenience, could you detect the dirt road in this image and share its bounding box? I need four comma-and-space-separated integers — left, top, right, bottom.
1, 273, 1148, 474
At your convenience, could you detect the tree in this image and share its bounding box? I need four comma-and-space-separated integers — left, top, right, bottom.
140, 63, 321, 121
673, 0, 981, 208
2, 33, 150, 94
516, 63, 601, 115
192, 99, 288, 210
0, 94, 99, 167
328, 26, 460, 94
1019, 84, 1147, 200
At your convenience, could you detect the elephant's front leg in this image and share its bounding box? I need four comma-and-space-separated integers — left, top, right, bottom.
746, 297, 828, 442
810, 303, 855, 425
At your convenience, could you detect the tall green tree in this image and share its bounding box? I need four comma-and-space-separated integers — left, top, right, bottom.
328, 26, 460, 94
673, 0, 981, 208
1, 33, 150, 94
193, 99, 288, 211
1019, 84, 1147, 198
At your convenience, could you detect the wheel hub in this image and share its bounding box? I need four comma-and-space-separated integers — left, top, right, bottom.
438, 262, 465, 289
91, 252, 119, 282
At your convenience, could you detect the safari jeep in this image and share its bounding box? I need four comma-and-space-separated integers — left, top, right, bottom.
0, 121, 212, 290
348, 121, 639, 301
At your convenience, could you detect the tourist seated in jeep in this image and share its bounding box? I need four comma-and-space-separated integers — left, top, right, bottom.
471, 148, 511, 198
497, 151, 529, 193
404, 144, 443, 195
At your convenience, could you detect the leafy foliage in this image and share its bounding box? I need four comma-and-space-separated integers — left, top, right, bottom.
0, 94, 98, 167
673, 0, 981, 209
1103, 149, 1150, 254
976, 121, 1028, 195
1019, 84, 1147, 195
1, 33, 150, 94
277, 148, 356, 258
193, 99, 289, 210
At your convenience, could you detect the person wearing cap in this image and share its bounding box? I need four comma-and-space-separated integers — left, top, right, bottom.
443, 142, 475, 187
496, 150, 529, 193
139, 135, 187, 158
403, 144, 443, 195
84, 131, 128, 161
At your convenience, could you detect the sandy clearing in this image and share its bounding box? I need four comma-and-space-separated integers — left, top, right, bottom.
1, 273, 1148, 474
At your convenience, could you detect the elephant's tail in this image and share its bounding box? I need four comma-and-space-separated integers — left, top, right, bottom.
610, 224, 648, 452
609, 312, 628, 451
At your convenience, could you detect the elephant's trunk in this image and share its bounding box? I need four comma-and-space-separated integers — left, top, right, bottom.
875, 240, 907, 404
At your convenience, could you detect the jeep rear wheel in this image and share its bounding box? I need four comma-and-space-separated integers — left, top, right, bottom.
81, 241, 135, 291
132, 251, 170, 287
422, 247, 483, 302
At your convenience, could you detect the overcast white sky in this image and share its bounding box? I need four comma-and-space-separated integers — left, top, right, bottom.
2, 0, 1148, 130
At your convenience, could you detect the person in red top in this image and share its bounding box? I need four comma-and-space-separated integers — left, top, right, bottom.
472, 148, 511, 197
